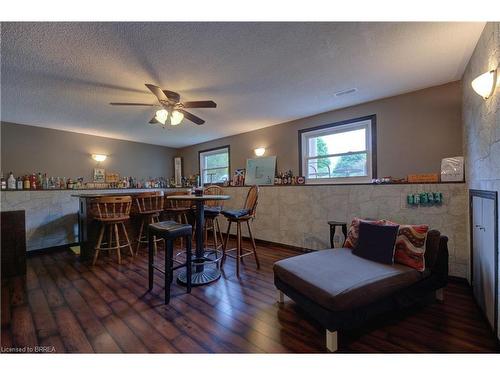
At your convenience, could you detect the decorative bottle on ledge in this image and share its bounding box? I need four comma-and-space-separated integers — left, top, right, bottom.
332, 225, 345, 248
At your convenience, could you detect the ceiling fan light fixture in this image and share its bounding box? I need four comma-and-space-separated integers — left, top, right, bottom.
170, 110, 184, 126
155, 109, 169, 125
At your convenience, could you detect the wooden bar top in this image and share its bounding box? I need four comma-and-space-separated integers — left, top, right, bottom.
72, 189, 190, 199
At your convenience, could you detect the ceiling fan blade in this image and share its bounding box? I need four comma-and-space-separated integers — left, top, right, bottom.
149, 116, 158, 124
162, 90, 181, 102
179, 109, 205, 125
145, 84, 168, 102
110, 102, 155, 106
182, 100, 217, 108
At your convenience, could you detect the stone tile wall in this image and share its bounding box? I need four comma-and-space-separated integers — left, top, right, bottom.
221, 183, 467, 277
462, 22, 499, 338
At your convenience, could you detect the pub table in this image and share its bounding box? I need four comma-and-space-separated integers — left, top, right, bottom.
167, 194, 230, 286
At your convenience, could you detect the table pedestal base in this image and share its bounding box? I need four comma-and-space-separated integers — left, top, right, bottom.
177, 267, 221, 286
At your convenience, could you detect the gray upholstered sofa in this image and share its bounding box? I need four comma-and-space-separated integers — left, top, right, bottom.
273, 229, 448, 352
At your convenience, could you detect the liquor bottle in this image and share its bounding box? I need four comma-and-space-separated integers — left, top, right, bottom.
16, 176, 23, 190
43, 174, 49, 190
31, 173, 37, 190
7, 172, 16, 190
37, 172, 43, 189
23, 175, 30, 190
1, 174, 6, 190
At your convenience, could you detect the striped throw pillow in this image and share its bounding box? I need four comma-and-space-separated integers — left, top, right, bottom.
393, 224, 429, 271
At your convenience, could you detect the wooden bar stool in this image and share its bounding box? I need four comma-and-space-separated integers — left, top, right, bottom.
163, 191, 192, 250
163, 191, 191, 224
134, 191, 164, 255
147, 221, 192, 304
222, 185, 260, 277
203, 185, 225, 263
91, 196, 134, 266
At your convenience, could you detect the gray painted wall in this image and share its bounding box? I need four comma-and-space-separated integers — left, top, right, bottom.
462, 22, 499, 336
1, 122, 177, 180
178, 81, 463, 179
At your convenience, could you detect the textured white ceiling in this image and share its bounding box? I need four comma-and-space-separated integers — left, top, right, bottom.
0, 22, 484, 148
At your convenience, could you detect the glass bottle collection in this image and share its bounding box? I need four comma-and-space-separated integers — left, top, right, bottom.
0, 172, 185, 191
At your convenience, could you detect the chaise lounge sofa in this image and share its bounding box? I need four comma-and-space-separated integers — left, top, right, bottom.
273, 229, 448, 352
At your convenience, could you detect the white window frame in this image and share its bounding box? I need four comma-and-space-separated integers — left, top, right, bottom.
199, 146, 230, 184
300, 118, 374, 184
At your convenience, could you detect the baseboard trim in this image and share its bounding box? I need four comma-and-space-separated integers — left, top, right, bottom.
225, 233, 312, 253
27, 243, 78, 257
448, 275, 469, 285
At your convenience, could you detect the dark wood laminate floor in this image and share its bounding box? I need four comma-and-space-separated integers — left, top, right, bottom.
1, 240, 499, 353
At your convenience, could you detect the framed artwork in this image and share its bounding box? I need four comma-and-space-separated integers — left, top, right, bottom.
245, 156, 276, 185
233, 168, 246, 186
93, 168, 106, 183
174, 156, 183, 186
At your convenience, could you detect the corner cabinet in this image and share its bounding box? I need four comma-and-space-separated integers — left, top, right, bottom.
469, 190, 498, 341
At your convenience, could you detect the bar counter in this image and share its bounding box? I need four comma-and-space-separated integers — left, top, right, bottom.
73, 190, 192, 261
0, 188, 189, 252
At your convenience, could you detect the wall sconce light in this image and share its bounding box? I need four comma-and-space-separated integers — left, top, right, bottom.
254, 147, 266, 157
471, 68, 497, 99
92, 154, 107, 162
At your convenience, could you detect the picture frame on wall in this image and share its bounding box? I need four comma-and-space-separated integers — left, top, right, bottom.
232, 168, 246, 186
174, 156, 183, 186
245, 156, 276, 185
93, 168, 106, 183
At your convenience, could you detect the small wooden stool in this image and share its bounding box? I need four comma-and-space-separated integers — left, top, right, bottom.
148, 221, 193, 304
91, 196, 134, 266
134, 191, 164, 255
222, 185, 260, 277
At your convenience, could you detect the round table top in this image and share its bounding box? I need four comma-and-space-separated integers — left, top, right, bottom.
167, 194, 231, 201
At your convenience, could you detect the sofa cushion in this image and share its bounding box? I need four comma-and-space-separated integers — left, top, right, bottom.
353, 221, 399, 264
273, 248, 423, 312
344, 217, 386, 249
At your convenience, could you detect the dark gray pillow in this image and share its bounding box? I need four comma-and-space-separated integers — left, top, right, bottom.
353, 221, 399, 264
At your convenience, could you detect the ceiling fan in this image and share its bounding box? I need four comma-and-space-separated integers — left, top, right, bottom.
110, 84, 216, 127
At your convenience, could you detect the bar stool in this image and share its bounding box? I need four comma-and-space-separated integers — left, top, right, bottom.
163, 191, 192, 250
203, 185, 225, 262
148, 221, 192, 304
91, 196, 134, 266
134, 191, 164, 255
222, 185, 260, 277
163, 191, 191, 224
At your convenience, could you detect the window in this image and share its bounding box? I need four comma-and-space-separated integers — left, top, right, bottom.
299, 115, 376, 184
199, 146, 230, 184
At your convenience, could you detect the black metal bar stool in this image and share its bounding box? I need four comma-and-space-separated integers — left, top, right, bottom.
147, 220, 192, 303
